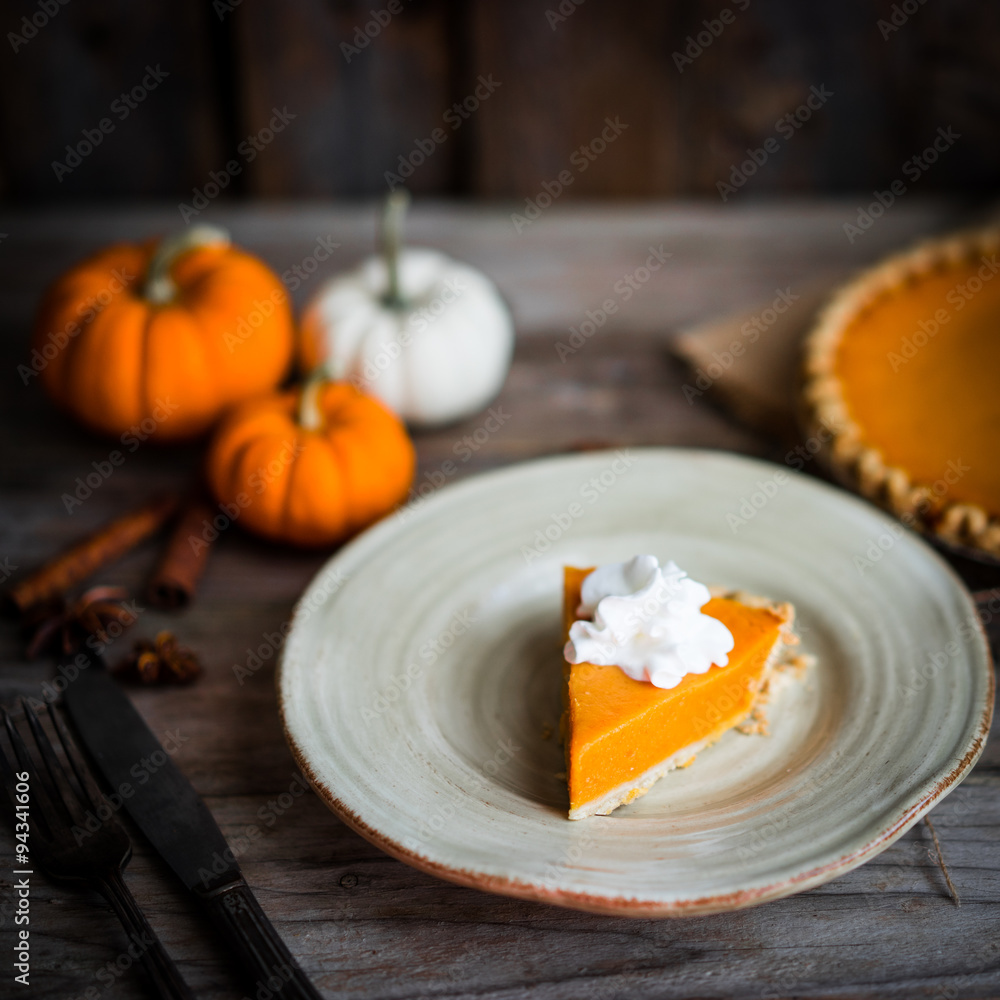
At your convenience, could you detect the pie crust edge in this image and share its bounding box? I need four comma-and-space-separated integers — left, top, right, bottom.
800, 224, 1000, 557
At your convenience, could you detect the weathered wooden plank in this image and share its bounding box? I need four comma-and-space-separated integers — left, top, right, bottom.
0, 0, 223, 201
470, 0, 680, 198
873, 0, 1000, 194
4, 2, 1000, 201
2, 781, 999, 1000
466, 0, 1000, 199
0, 206, 997, 1000
0, 200, 969, 335
234, 0, 457, 197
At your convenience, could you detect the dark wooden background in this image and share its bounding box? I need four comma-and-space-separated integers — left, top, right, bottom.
2, 0, 1000, 202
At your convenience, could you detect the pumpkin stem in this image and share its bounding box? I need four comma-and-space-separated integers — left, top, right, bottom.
144, 224, 231, 305
298, 369, 327, 431
380, 189, 410, 309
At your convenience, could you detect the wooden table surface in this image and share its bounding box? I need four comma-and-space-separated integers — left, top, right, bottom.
1, 201, 998, 1000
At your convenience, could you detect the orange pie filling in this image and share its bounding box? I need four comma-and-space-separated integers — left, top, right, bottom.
833, 256, 1000, 522
561, 566, 802, 819
803, 230, 1000, 555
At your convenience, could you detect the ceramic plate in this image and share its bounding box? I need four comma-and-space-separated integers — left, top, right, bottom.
278, 449, 993, 917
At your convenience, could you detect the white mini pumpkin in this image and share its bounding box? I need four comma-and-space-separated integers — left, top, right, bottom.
301, 194, 514, 428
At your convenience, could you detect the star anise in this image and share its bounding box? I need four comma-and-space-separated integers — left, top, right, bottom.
114, 631, 202, 685
23, 586, 138, 659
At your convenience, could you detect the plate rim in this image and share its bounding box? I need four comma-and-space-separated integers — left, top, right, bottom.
277, 447, 995, 917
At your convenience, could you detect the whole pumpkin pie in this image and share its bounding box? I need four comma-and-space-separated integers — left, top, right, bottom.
561, 558, 804, 820
802, 226, 1000, 557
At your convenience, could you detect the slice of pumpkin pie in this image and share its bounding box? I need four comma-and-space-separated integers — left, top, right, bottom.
561, 555, 803, 819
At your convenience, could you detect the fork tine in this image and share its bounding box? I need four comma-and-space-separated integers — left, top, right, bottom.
2, 708, 57, 838
0, 714, 23, 814
21, 699, 86, 828
49, 704, 107, 814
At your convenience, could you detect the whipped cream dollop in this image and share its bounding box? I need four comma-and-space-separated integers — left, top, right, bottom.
564, 555, 735, 689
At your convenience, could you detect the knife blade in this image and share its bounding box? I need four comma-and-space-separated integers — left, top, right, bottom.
60, 648, 323, 1000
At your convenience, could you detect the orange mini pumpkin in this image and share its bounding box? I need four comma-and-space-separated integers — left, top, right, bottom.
30, 225, 294, 441
205, 378, 416, 547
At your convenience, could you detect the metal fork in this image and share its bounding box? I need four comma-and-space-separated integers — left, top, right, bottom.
0, 700, 194, 1000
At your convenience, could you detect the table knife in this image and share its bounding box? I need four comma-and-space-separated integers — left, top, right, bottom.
59, 648, 323, 1000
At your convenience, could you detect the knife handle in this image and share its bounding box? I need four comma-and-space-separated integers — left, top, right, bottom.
200, 878, 323, 1000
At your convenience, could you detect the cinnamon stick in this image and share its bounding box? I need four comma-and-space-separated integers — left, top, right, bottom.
5, 494, 179, 615
145, 495, 216, 609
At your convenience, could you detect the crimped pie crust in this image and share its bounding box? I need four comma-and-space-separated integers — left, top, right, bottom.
801, 225, 1000, 557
